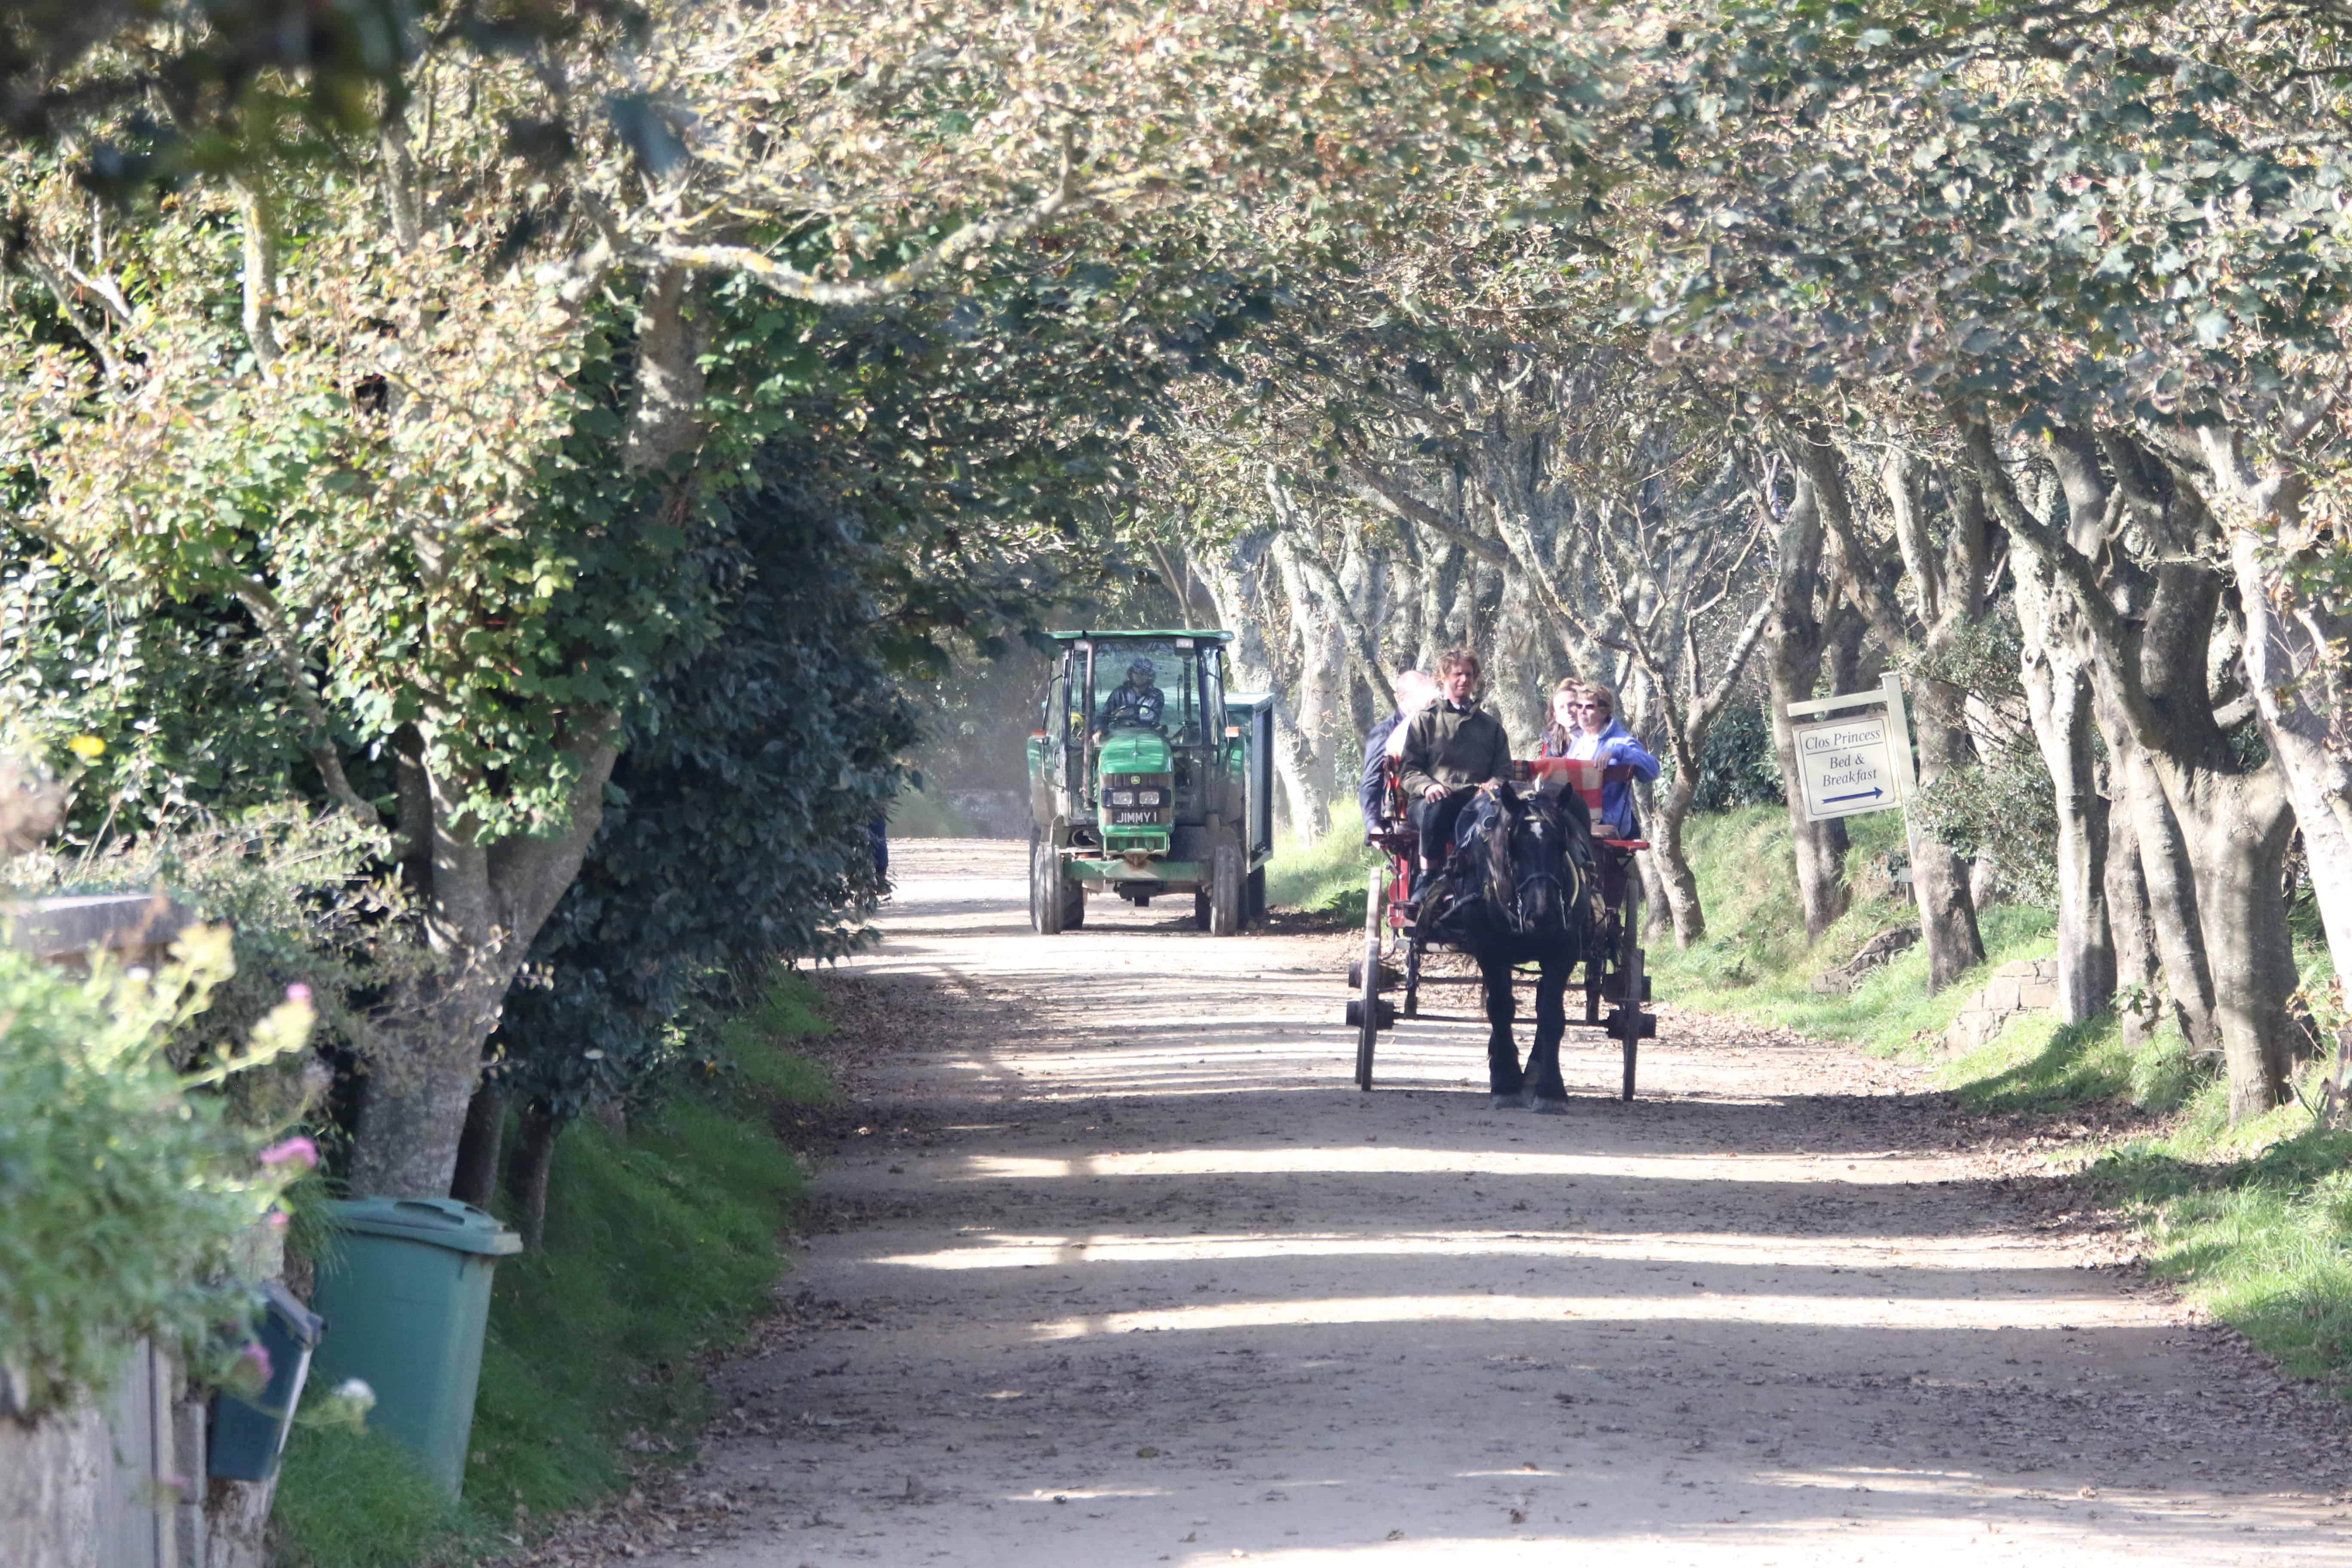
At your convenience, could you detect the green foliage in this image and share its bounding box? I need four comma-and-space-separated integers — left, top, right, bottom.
493, 471, 915, 1129
273, 967, 831, 1563
1264, 803, 1382, 925
0, 928, 312, 1415
1661, 695, 1782, 814
270, 1426, 477, 1568
0, 560, 312, 828
2094, 1120, 2352, 1386
1646, 805, 2055, 1053
715, 972, 837, 1104
1908, 756, 2062, 911
1941, 1012, 2202, 1116
6, 803, 421, 1084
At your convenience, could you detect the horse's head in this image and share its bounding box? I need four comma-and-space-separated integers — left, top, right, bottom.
1479, 786, 1523, 913
1511, 791, 1561, 929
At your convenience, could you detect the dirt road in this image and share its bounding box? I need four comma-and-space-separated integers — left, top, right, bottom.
639, 839, 2351, 1566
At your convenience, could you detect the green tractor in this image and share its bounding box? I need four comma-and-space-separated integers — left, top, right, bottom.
1025, 630, 1275, 935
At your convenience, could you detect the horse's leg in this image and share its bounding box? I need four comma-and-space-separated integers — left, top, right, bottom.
1479, 951, 1526, 1106
1527, 951, 1572, 1113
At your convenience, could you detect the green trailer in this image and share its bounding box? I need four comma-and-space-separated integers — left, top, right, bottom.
1025, 629, 1275, 935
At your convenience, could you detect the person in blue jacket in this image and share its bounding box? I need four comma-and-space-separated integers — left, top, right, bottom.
1357, 669, 1438, 838
1537, 679, 1658, 838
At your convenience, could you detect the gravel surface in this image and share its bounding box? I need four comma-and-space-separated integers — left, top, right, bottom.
520, 838, 2352, 1567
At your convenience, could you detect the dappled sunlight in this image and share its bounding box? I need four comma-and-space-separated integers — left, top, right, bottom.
709, 845, 2352, 1568
952, 1146, 1952, 1184
872, 1228, 2068, 1273
1029, 1288, 2149, 1339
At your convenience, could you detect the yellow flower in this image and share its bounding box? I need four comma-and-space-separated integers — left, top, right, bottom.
67, 735, 106, 761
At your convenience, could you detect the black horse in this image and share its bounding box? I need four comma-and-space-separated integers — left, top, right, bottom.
1421, 781, 1598, 1113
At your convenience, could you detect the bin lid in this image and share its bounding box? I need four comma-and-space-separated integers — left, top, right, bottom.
323, 1197, 524, 1257
257, 1279, 326, 1348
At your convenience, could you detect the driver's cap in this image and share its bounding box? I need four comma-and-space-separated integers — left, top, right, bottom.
1127, 658, 1155, 679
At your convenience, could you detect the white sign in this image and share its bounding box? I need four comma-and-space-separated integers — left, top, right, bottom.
1794, 709, 1904, 821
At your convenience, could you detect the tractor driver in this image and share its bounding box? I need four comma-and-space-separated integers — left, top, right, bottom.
1092, 657, 1167, 741
1397, 646, 1512, 900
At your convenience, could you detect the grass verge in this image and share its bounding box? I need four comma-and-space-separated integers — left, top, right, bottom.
1263, 803, 1381, 925
1656, 804, 2350, 1393
271, 969, 835, 1566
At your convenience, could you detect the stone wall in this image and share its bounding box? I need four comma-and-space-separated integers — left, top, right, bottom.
1943, 958, 2061, 1055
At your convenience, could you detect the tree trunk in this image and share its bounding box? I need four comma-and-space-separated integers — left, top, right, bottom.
2178, 773, 2301, 1121
1906, 671, 1986, 990
1197, 530, 1327, 840
1268, 527, 1341, 813
2115, 745, 2221, 1049
505, 1105, 562, 1250
1654, 772, 1707, 946
1631, 780, 1672, 938
2021, 432, 2118, 1021
2020, 651, 2113, 1020
2104, 799, 2165, 1050
448, 1079, 507, 1207
346, 729, 621, 1197
2230, 528, 2352, 999
1762, 466, 1847, 939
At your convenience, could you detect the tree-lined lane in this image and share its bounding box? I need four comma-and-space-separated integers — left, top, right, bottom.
640, 841, 2348, 1566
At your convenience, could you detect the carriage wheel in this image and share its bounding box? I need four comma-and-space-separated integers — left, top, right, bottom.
1356, 863, 1384, 1090
1616, 872, 1645, 1102
1584, 910, 1611, 1024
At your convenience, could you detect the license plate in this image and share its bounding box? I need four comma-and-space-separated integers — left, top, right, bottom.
1109, 811, 1161, 826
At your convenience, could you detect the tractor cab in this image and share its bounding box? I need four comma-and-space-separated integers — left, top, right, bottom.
1025, 630, 1274, 936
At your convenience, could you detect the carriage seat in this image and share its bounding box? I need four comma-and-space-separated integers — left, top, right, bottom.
1514, 758, 1651, 853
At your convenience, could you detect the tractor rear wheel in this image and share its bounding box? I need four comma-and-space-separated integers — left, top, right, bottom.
1032, 839, 1066, 935
1192, 889, 1210, 930
1208, 843, 1243, 936
1246, 865, 1266, 926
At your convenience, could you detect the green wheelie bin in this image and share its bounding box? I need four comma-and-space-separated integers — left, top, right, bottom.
308, 1197, 523, 1497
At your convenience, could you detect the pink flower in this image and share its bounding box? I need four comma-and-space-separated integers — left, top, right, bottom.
240, 1342, 272, 1382
266, 1210, 289, 1231
258, 1136, 318, 1170
285, 983, 313, 1003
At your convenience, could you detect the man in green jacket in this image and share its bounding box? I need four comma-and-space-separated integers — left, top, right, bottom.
1399, 646, 1511, 895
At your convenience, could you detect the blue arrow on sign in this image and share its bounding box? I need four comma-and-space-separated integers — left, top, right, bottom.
1825, 787, 1883, 804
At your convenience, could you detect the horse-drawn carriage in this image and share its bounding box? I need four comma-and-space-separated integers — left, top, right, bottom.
1344, 755, 1657, 1099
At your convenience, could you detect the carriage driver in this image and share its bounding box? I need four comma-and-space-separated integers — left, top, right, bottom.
1397, 647, 1512, 901
1092, 657, 1167, 741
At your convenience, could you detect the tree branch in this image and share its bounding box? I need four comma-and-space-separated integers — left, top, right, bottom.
217, 560, 377, 822
1339, 462, 1512, 564
230, 177, 283, 370
650, 148, 1084, 305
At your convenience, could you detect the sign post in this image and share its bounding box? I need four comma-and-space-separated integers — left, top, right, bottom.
1782, 673, 1916, 823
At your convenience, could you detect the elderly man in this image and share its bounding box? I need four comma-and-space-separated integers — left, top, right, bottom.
1397, 648, 1511, 895
1357, 668, 1439, 837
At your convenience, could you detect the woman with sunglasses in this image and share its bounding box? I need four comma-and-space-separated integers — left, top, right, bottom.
1537, 678, 1658, 839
